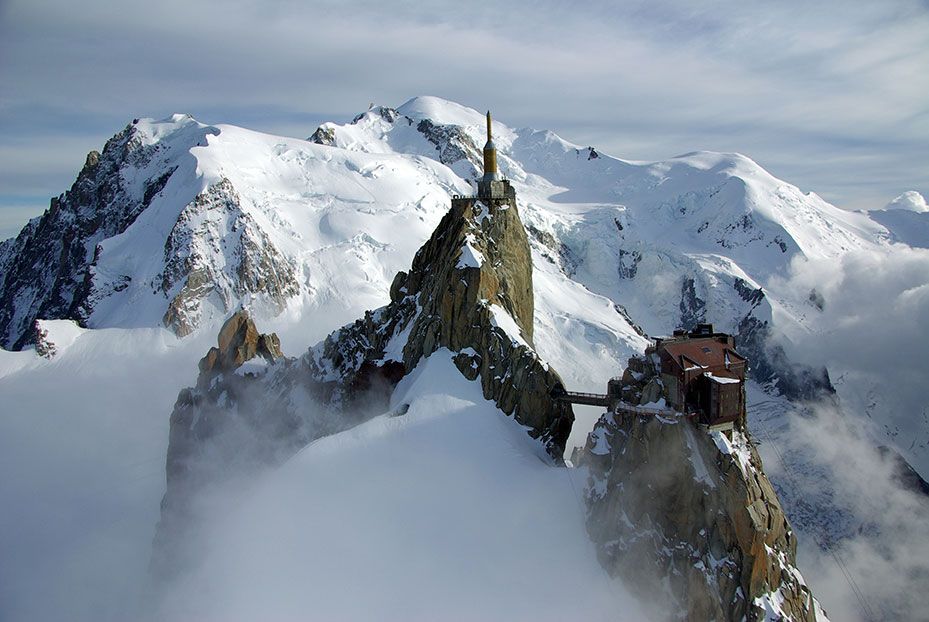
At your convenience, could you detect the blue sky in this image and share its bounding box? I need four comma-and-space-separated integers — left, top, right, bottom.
1, 0, 927, 239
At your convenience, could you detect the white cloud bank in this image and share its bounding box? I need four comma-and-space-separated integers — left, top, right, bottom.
756, 241, 929, 619
0, 0, 927, 238
771, 243, 929, 471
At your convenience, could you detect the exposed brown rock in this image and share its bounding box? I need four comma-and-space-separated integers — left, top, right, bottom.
581, 410, 823, 621
392, 195, 571, 458
305, 191, 574, 459
197, 310, 283, 380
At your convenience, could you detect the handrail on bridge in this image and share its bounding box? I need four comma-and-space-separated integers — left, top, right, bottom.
553, 387, 696, 419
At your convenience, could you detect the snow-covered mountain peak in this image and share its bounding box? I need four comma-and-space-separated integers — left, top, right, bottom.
396, 95, 487, 127
884, 190, 928, 212
4, 96, 928, 621
0, 99, 895, 376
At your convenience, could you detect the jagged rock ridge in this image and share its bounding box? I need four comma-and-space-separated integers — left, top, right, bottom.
579, 353, 826, 621
0, 116, 299, 348
154, 180, 575, 576
0, 123, 173, 349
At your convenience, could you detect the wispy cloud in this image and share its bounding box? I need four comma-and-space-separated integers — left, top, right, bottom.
1, 0, 927, 236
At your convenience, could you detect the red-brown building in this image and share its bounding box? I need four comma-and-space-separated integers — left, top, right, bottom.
647, 324, 746, 431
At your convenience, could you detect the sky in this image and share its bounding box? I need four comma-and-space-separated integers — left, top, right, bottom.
0, 0, 927, 240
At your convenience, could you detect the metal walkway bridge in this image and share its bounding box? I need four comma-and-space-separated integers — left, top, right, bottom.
553, 390, 682, 418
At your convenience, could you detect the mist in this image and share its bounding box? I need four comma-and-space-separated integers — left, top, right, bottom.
146, 351, 646, 621
0, 326, 214, 621
754, 395, 929, 621
769, 243, 929, 476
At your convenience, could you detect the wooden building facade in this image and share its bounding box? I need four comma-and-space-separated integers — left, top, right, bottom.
648, 324, 747, 431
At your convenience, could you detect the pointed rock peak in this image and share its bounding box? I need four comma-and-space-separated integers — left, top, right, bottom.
380, 186, 571, 458
197, 310, 282, 379
82, 150, 101, 172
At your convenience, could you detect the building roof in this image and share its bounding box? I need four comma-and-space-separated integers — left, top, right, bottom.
658, 337, 745, 374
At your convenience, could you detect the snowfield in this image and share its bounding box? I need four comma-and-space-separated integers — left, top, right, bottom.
1, 96, 927, 621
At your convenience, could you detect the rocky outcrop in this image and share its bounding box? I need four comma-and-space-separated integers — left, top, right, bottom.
389, 195, 573, 457
154, 179, 575, 577
33, 320, 57, 359
736, 314, 834, 400
413, 117, 482, 171
160, 178, 298, 337
0, 122, 177, 349
679, 276, 707, 330
153, 311, 303, 577
310, 104, 483, 176
293, 192, 572, 457
197, 309, 282, 378
580, 369, 825, 621
162, 312, 290, 494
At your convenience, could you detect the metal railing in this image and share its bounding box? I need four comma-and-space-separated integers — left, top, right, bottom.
555, 390, 696, 419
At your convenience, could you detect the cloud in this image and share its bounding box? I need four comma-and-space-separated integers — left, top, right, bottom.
147, 351, 644, 621
1, 0, 928, 237
765, 399, 929, 621
777, 245, 929, 374
769, 244, 929, 473
0, 327, 216, 622
753, 240, 929, 618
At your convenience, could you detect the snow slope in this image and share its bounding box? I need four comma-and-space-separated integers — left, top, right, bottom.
151, 350, 645, 621
0, 326, 214, 622
1, 96, 926, 621
866, 195, 929, 248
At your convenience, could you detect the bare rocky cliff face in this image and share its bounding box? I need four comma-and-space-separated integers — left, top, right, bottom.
0, 124, 168, 349
0, 119, 298, 349
153, 187, 575, 576
578, 356, 826, 621
159, 177, 298, 336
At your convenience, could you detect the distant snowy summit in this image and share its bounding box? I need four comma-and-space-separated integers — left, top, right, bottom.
865, 191, 929, 249
884, 190, 928, 212
0, 95, 897, 355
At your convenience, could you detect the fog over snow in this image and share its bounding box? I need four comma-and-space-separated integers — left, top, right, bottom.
1, 3, 929, 621
150, 351, 646, 621
1, 0, 928, 238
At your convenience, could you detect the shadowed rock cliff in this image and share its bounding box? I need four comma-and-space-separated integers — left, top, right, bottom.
153, 186, 575, 577
578, 354, 826, 621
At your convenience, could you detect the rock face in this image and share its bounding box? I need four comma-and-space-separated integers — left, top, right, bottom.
154, 181, 575, 576
163, 311, 289, 496
0, 124, 171, 349
160, 178, 298, 337
0, 118, 298, 349
580, 360, 825, 621
153, 310, 299, 577
292, 190, 572, 457
197, 309, 283, 377
387, 193, 572, 456
736, 314, 834, 400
